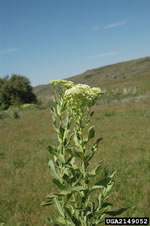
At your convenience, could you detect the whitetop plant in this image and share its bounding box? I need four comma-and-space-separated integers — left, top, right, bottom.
42, 80, 125, 225
64, 84, 102, 122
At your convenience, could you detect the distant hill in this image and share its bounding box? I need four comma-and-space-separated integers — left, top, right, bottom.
33, 56, 150, 104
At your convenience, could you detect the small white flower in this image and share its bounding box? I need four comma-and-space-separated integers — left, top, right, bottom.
50, 80, 74, 89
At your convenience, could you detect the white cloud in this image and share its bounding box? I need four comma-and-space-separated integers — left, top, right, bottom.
0, 48, 17, 55
89, 51, 119, 59
91, 20, 127, 31
104, 20, 127, 29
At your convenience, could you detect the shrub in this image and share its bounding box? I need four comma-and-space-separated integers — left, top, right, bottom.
12, 110, 20, 119
0, 74, 37, 110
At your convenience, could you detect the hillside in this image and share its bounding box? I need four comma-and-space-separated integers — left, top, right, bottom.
33, 56, 150, 104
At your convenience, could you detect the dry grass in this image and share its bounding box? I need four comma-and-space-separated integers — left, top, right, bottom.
0, 99, 150, 225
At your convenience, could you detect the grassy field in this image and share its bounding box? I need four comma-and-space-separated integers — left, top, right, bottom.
1, 57, 150, 225
0, 98, 150, 225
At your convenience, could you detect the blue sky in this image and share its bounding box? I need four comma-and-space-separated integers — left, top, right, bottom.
0, 0, 150, 86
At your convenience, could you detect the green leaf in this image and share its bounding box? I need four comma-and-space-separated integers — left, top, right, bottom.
53, 126, 59, 134
55, 216, 65, 225
50, 106, 54, 113
48, 145, 57, 154
41, 197, 54, 206
95, 214, 106, 224
88, 126, 95, 140
64, 207, 79, 225
62, 173, 72, 184
48, 145, 65, 163
104, 183, 114, 195
73, 129, 81, 147
91, 137, 103, 152
58, 153, 65, 163
83, 126, 96, 146
88, 161, 103, 177
63, 138, 67, 146
56, 105, 61, 116
54, 197, 64, 217
59, 186, 86, 196
102, 202, 112, 208
98, 192, 102, 202
105, 208, 127, 216
70, 156, 75, 166
85, 138, 102, 165
65, 116, 71, 130
82, 110, 94, 127
91, 184, 104, 191
56, 216, 73, 225
66, 148, 84, 160
95, 177, 112, 188
90, 111, 94, 118
42, 194, 63, 206
110, 170, 117, 178
73, 151, 84, 160
65, 133, 74, 147
52, 179, 65, 190
59, 125, 65, 140
85, 153, 94, 166
48, 160, 60, 181
57, 153, 65, 163
50, 107, 57, 126
45, 217, 55, 225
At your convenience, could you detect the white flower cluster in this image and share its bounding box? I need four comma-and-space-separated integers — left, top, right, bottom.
50, 80, 102, 120
64, 83, 102, 105
50, 80, 74, 89
64, 83, 102, 120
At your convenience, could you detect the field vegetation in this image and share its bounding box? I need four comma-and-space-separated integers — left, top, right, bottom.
0, 57, 150, 225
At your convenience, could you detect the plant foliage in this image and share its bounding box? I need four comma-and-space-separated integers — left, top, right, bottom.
42, 80, 125, 225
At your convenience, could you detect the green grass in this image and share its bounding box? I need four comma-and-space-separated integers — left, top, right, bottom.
0, 99, 150, 225
1, 57, 150, 225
